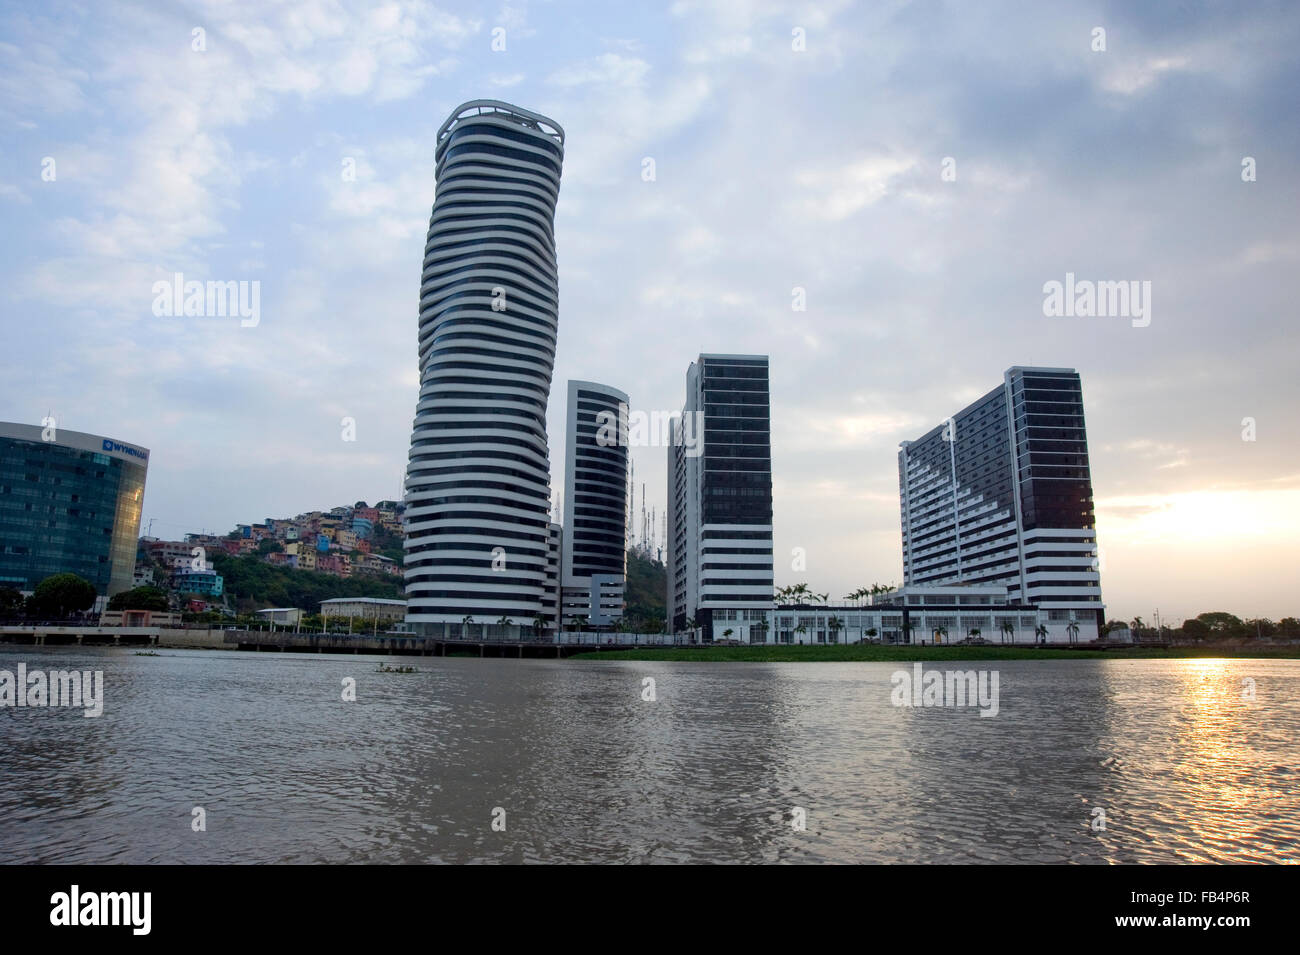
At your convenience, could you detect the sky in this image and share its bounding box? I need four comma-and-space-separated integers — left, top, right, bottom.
1, 0, 1297, 626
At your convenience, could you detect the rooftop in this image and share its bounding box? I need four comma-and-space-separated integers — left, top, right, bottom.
437, 99, 564, 146
319, 597, 407, 607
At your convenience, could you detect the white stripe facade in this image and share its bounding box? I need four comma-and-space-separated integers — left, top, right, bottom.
404, 101, 564, 633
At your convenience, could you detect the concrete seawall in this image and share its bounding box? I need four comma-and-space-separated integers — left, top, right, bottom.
0, 626, 668, 657
0, 625, 230, 649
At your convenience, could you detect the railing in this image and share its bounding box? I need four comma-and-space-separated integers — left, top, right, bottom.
215, 629, 697, 647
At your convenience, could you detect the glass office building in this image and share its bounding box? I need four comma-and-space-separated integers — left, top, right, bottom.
561, 380, 628, 626
667, 354, 774, 641
897, 367, 1103, 640
0, 422, 150, 596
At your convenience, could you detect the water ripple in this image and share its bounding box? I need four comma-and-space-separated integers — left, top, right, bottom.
0, 649, 1296, 863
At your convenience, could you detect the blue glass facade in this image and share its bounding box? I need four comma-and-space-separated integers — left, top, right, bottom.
0, 423, 149, 596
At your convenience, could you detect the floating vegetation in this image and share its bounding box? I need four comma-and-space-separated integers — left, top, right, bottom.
375, 664, 418, 674
134, 651, 161, 657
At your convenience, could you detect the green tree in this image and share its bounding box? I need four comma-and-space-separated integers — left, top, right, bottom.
827, 616, 844, 644
29, 573, 97, 617
108, 585, 171, 611
621, 550, 665, 630
0, 586, 23, 614
787, 583, 812, 604
1195, 612, 1244, 634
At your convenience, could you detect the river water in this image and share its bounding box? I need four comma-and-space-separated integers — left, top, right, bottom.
1, 646, 1296, 864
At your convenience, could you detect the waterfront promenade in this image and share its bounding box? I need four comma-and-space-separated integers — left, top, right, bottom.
0, 624, 685, 658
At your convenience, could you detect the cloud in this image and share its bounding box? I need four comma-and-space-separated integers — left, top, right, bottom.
789, 156, 919, 221
548, 53, 650, 88
2, 0, 1299, 626
1099, 55, 1192, 95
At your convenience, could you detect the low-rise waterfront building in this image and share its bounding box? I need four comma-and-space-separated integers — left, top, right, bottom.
320, 597, 406, 628
256, 607, 303, 626
99, 609, 182, 627
762, 584, 1041, 645
732, 584, 1085, 646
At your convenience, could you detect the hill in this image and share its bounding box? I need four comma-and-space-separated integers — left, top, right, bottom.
625, 550, 667, 630
210, 552, 404, 613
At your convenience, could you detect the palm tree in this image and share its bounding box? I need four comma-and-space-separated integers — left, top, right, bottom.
497, 614, 511, 640
901, 620, 915, 645
532, 614, 548, 640
865, 626, 878, 644
968, 626, 981, 643
754, 619, 771, 645
935, 626, 948, 645
794, 623, 808, 644
1000, 620, 1014, 644
827, 616, 844, 645
1035, 624, 1048, 645
1067, 621, 1080, 644
722, 627, 735, 642
684, 616, 697, 643
461, 614, 475, 640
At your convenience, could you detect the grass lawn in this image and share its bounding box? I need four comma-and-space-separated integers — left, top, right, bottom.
569, 643, 1300, 662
